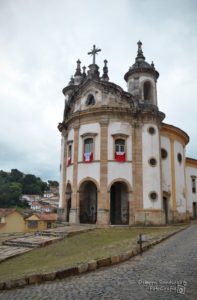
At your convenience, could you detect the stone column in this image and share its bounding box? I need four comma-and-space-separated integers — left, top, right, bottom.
170, 137, 177, 222
131, 122, 143, 224
69, 124, 80, 224
58, 129, 67, 221
97, 119, 109, 225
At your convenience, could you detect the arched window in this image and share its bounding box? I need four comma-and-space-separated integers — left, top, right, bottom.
67, 141, 73, 166
86, 94, 95, 106
84, 138, 93, 162
115, 139, 125, 162
143, 81, 153, 101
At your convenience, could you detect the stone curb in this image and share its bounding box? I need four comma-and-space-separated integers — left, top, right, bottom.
0, 226, 189, 290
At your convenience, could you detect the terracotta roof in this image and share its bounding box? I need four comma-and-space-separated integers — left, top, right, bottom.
0, 208, 16, 217
30, 213, 57, 221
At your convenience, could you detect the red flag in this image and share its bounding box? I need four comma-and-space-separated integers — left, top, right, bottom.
67, 157, 71, 166
84, 152, 93, 163
115, 151, 125, 162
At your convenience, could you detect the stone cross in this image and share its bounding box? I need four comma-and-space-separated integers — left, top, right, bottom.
88, 45, 101, 64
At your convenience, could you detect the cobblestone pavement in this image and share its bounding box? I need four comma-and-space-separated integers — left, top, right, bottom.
0, 225, 196, 300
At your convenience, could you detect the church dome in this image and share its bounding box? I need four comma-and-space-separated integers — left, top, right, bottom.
124, 41, 159, 82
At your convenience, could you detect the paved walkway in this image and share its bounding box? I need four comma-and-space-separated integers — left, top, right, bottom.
0, 224, 196, 299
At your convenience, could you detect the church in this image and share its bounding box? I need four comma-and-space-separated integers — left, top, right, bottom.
58, 42, 197, 225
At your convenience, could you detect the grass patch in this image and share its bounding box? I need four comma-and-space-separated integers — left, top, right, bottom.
0, 225, 186, 282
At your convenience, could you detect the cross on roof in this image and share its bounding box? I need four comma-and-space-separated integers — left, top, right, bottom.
88, 45, 101, 65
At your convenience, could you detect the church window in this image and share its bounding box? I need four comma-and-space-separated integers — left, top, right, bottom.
149, 157, 157, 167
84, 138, 93, 162
143, 81, 153, 101
149, 191, 158, 201
161, 148, 168, 159
191, 177, 196, 194
177, 153, 182, 163
86, 94, 95, 106
115, 139, 126, 162
148, 126, 156, 135
67, 143, 72, 166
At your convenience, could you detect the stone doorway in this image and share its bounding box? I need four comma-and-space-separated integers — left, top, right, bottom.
193, 202, 197, 219
79, 181, 97, 224
65, 183, 72, 222
110, 182, 129, 225
163, 196, 169, 224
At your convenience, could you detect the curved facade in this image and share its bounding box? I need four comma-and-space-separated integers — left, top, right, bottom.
58, 42, 197, 225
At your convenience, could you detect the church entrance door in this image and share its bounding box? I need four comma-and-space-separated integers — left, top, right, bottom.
163, 196, 169, 224
79, 181, 97, 224
65, 183, 72, 222
110, 182, 129, 225
193, 202, 197, 219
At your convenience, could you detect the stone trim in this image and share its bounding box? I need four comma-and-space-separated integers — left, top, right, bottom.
98, 122, 109, 224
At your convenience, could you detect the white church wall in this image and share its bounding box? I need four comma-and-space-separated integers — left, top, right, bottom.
77, 163, 100, 186
108, 162, 132, 186
142, 124, 161, 209
68, 128, 74, 141
108, 122, 132, 161
160, 136, 172, 208
186, 166, 197, 214
174, 141, 186, 213
78, 123, 100, 161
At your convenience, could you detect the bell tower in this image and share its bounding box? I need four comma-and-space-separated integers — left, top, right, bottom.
124, 41, 159, 106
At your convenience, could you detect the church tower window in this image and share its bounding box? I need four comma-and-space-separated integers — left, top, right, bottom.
191, 177, 196, 194
115, 139, 126, 162
143, 81, 153, 101
67, 142, 73, 166
86, 94, 95, 106
84, 138, 93, 162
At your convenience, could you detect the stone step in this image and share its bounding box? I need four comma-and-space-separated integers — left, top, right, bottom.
3, 241, 38, 248
36, 231, 68, 237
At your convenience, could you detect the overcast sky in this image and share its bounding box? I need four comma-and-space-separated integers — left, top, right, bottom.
0, 0, 197, 181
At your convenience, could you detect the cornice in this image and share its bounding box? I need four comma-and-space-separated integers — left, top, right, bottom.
161, 123, 189, 146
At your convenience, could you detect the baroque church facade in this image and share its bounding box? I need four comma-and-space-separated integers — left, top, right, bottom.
58, 42, 197, 225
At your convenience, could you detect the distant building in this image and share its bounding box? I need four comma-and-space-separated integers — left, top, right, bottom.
30, 201, 54, 212
25, 213, 57, 232
58, 42, 197, 225
21, 194, 41, 205
0, 209, 25, 233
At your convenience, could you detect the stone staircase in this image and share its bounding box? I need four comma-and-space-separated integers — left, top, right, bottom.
3, 235, 62, 248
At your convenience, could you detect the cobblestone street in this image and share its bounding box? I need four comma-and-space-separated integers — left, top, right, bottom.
0, 224, 196, 300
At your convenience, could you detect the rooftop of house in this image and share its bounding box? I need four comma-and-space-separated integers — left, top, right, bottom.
0, 208, 17, 217
26, 213, 57, 221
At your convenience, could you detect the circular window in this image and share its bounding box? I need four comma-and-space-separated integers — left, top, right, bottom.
177, 153, 182, 163
161, 148, 168, 159
148, 126, 156, 135
149, 192, 158, 201
149, 157, 157, 167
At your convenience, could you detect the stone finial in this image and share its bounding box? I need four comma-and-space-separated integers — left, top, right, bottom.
82, 66, 86, 78
151, 61, 155, 69
101, 59, 109, 81
69, 76, 74, 85
74, 59, 82, 76
136, 40, 145, 62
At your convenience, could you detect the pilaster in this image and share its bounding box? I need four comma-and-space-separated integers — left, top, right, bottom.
132, 121, 143, 222
69, 124, 79, 223
97, 119, 109, 224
